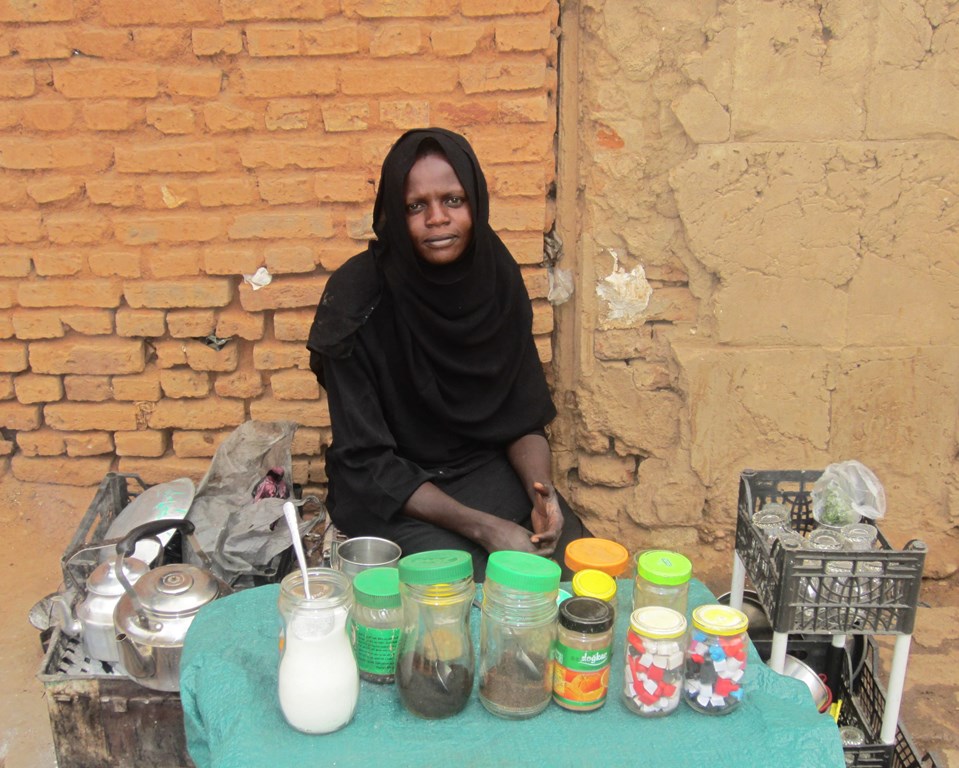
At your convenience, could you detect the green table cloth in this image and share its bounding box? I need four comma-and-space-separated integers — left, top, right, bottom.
180, 578, 844, 768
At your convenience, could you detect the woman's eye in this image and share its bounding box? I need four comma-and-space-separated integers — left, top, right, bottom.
405, 201, 423, 213
446, 196, 464, 206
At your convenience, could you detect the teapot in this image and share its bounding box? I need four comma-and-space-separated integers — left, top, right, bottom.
76, 555, 149, 670
114, 519, 231, 691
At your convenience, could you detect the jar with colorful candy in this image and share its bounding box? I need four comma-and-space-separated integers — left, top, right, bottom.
683, 604, 749, 715
622, 606, 687, 717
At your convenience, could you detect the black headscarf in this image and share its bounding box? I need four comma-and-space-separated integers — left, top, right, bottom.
308, 128, 554, 432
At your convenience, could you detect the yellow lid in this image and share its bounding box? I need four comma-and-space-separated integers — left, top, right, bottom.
691, 604, 749, 636
564, 538, 630, 577
629, 606, 688, 639
571, 569, 617, 602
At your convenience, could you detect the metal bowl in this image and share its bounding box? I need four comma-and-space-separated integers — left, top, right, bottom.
715, 589, 772, 637
781, 654, 832, 713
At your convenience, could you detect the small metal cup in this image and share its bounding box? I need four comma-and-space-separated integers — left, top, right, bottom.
330, 536, 402, 578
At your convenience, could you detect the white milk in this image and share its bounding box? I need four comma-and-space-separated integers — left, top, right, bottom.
278, 605, 359, 734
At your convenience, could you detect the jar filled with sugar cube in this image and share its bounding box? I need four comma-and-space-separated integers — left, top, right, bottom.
623, 606, 687, 717
683, 604, 749, 715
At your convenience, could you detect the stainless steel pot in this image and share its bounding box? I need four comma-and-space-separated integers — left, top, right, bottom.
76, 555, 149, 670
114, 519, 231, 692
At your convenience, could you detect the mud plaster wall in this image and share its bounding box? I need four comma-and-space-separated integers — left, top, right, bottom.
552, 0, 959, 578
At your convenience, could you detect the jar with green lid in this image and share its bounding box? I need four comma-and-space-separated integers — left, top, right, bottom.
551, 596, 614, 712
623, 606, 687, 717
479, 551, 561, 719
632, 550, 692, 616
351, 567, 402, 684
684, 604, 749, 715
396, 550, 475, 719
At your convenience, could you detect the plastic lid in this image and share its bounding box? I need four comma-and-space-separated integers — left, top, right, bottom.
485, 551, 561, 593
636, 550, 692, 586
352, 567, 401, 609
564, 538, 630, 577
691, 604, 749, 636
571, 569, 617, 602
629, 606, 687, 639
398, 549, 473, 585
559, 596, 613, 633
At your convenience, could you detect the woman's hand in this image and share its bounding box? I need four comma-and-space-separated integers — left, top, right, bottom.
529, 481, 563, 556
479, 517, 544, 555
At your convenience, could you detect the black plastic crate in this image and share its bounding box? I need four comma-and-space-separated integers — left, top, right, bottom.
736, 469, 926, 634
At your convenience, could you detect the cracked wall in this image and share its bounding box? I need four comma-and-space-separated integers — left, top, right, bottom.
554, 0, 959, 577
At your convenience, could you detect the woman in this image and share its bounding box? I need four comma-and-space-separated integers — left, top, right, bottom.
307, 128, 589, 580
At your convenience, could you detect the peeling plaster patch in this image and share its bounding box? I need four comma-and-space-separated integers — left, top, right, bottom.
548, 266, 574, 305
596, 249, 652, 327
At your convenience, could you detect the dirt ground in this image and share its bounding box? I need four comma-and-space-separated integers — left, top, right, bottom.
0, 473, 955, 768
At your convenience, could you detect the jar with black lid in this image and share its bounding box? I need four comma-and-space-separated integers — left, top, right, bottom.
551, 596, 614, 712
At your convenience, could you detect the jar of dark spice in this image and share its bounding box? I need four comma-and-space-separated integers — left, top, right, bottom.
479, 551, 561, 719
396, 550, 475, 719
351, 567, 402, 684
551, 596, 614, 712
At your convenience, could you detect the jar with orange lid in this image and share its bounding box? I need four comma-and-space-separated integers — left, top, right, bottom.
564, 538, 630, 578
683, 604, 749, 715
571, 568, 617, 620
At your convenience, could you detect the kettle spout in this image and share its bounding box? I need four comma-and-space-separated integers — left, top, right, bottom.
116, 632, 156, 681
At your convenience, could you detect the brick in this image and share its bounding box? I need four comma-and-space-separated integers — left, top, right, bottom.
257, 174, 316, 205
462, 0, 548, 13
172, 430, 228, 458
292, 457, 310, 485
215, 308, 264, 340
0, 282, 11, 309
124, 279, 233, 309
70, 29, 130, 59
433, 98, 498, 124
238, 63, 337, 97
488, 163, 546, 197
214, 369, 264, 398
100, 0, 219, 24
154, 340, 188, 368
17, 429, 65, 457
247, 26, 301, 57
131, 29, 192, 60
90, 252, 142, 279
0, 401, 42, 429
64, 431, 114, 456
499, 94, 550, 123
85, 178, 140, 207
167, 310, 216, 337
239, 274, 327, 310
115, 429, 167, 457
14, 373, 63, 403
0, 256, 31, 277
466, 125, 552, 163
239, 139, 349, 169
321, 102, 370, 132
253, 341, 310, 370
495, 17, 552, 51
250, 396, 329, 427
117, 456, 210, 485
82, 101, 142, 131
142, 182, 195, 211
192, 28, 243, 56
55, 64, 158, 99
0, 375, 13, 400
0, 139, 106, 171
29, 338, 144, 375
229, 212, 333, 240
112, 369, 162, 401
203, 248, 261, 275
197, 177, 258, 207
45, 401, 138, 430
273, 309, 312, 341
314, 171, 375, 203
292, 426, 323, 454
271, 369, 319, 400
203, 103, 256, 133
522, 267, 549, 299
163, 68, 223, 98
0, 214, 42, 244
12, 310, 64, 339
265, 99, 312, 131
16, 27, 71, 60
62, 309, 113, 335
27, 177, 81, 205
340, 62, 457, 95
301, 23, 359, 55
533, 333, 551, 363
184, 340, 238, 372
491, 197, 546, 232
0, 341, 28, 372
115, 142, 218, 173
264, 244, 315, 274
222, 0, 338, 20
347, 0, 454, 17
146, 104, 196, 134
379, 99, 430, 129
148, 396, 245, 429
12, 455, 113, 485
0, 0, 73, 22
370, 24, 423, 57
63, 374, 114, 401
429, 24, 487, 56
144, 249, 203, 277
46, 213, 112, 245
19, 279, 123, 308
460, 58, 547, 94
21, 101, 75, 131
346, 211, 374, 240
0, 70, 38, 98
160, 368, 210, 398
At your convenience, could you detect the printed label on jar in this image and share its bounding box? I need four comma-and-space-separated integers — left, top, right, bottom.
351, 623, 401, 676
551, 641, 611, 708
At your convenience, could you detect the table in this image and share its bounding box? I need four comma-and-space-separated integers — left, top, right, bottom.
180, 579, 845, 768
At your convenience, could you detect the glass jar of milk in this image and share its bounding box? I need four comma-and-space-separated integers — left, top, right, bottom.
277, 567, 358, 734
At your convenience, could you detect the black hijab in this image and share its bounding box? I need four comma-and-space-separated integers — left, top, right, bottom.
308, 128, 554, 432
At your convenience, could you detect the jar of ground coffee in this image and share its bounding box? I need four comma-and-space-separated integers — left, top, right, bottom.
551, 596, 614, 712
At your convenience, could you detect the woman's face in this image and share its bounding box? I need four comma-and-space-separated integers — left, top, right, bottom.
403, 152, 473, 266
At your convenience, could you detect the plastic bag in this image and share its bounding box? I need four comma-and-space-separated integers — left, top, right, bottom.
811, 461, 886, 524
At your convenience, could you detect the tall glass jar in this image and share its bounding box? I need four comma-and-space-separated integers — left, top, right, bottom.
684, 604, 748, 715
552, 597, 613, 712
479, 551, 560, 719
623, 606, 687, 717
351, 567, 402, 684
632, 550, 692, 617
277, 567, 358, 734
396, 550, 475, 719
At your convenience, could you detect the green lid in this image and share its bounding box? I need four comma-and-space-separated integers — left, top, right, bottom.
398, 549, 473, 585
485, 551, 561, 593
636, 550, 692, 586
352, 567, 401, 609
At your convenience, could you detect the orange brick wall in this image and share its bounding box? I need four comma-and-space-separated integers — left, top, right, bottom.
0, 0, 560, 489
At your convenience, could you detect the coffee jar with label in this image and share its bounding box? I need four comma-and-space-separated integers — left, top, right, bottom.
551, 596, 614, 712
351, 567, 402, 684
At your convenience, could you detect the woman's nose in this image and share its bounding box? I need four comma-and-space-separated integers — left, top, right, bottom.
425, 200, 449, 225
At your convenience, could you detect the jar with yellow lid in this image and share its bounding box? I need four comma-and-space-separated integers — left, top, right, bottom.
564, 538, 630, 578
571, 568, 617, 620
623, 606, 687, 717
683, 604, 749, 715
